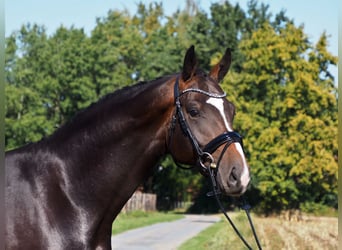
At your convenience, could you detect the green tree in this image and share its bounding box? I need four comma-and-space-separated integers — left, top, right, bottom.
91, 10, 144, 90
44, 27, 94, 123
224, 23, 337, 212
132, 2, 184, 80
5, 25, 53, 149
5, 25, 96, 148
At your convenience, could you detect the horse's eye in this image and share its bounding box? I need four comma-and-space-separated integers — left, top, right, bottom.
189, 109, 200, 117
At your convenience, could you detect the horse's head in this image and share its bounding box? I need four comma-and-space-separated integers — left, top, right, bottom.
168, 46, 250, 196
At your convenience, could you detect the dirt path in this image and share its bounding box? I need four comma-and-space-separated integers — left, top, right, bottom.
111, 214, 220, 250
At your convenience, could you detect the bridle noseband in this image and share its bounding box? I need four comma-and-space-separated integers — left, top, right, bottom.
168, 76, 263, 250
170, 76, 243, 173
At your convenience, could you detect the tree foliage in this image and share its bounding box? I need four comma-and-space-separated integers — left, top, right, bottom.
5, 0, 337, 213
225, 22, 337, 212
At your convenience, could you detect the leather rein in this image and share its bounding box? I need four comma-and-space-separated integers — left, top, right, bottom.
168, 76, 262, 250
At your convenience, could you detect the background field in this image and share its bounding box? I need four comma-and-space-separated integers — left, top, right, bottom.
179, 212, 338, 250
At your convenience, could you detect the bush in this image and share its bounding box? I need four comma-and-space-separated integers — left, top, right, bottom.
299, 202, 337, 217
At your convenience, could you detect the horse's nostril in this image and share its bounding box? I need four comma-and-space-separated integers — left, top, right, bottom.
231, 167, 238, 180
229, 167, 238, 186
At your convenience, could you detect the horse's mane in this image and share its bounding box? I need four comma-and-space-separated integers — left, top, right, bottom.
47, 74, 176, 141
82, 74, 175, 111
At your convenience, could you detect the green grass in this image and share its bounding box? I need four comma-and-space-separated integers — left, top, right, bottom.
111, 210, 184, 235
179, 212, 261, 250
178, 218, 225, 250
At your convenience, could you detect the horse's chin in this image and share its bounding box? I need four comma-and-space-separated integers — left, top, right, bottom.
224, 188, 248, 197
217, 181, 248, 197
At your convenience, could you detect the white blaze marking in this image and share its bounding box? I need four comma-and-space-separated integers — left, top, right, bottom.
206, 97, 250, 189
206, 98, 232, 131
234, 142, 250, 188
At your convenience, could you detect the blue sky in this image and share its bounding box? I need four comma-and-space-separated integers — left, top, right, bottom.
5, 0, 338, 83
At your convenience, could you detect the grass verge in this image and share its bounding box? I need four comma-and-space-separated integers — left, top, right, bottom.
179, 212, 256, 250
111, 210, 184, 235
179, 212, 338, 250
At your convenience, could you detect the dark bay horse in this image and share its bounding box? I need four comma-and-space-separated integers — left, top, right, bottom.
5, 46, 250, 249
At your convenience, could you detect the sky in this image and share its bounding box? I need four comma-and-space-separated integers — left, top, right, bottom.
5, 0, 338, 83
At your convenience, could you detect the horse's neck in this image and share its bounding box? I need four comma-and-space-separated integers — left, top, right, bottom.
47, 76, 175, 222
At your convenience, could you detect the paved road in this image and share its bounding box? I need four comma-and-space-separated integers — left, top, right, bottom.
111, 214, 220, 250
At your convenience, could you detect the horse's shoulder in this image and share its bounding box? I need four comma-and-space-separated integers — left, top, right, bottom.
6, 146, 65, 184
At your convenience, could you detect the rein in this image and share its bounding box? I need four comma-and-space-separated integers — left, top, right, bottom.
169, 76, 262, 250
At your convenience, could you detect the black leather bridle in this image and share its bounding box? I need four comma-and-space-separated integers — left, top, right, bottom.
168, 76, 263, 250
170, 76, 243, 173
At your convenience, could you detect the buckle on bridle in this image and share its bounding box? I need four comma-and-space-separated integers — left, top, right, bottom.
210, 162, 217, 168
198, 152, 215, 170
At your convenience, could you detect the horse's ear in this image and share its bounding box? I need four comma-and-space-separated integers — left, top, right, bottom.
182, 45, 197, 82
210, 48, 232, 83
